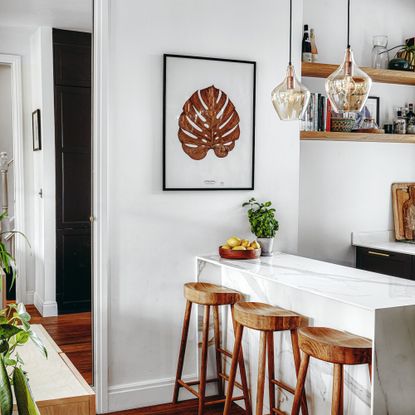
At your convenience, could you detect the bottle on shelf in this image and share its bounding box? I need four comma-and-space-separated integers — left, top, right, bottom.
302, 25, 312, 63
310, 29, 318, 62
394, 109, 407, 134
406, 103, 415, 134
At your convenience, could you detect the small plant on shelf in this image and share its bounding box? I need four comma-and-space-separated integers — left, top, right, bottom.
242, 198, 279, 256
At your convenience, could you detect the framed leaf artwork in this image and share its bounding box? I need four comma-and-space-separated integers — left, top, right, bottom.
163, 54, 256, 190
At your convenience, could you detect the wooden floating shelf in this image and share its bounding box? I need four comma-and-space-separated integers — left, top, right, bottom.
300, 131, 415, 144
302, 62, 415, 86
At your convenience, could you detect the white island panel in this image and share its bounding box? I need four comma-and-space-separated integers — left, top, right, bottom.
196, 254, 415, 415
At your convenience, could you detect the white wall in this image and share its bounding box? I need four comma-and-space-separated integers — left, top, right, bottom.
299, 0, 415, 266
0, 26, 36, 303
0, 65, 14, 219
30, 27, 57, 316
107, 0, 303, 410
304, 0, 415, 68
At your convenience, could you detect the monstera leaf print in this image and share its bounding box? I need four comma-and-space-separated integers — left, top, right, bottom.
178, 85, 240, 160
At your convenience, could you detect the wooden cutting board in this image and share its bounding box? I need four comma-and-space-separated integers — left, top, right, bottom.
392, 183, 415, 241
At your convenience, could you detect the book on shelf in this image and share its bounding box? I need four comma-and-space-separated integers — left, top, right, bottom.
300, 93, 331, 132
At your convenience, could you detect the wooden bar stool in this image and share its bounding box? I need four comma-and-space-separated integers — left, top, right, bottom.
224, 302, 309, 415
173, 282, 251, 415
291, 327, 372, 415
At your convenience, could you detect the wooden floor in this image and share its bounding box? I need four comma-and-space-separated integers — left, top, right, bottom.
25, 307, 244, 415
26, 305, 93, 384
107, 398, 245, 415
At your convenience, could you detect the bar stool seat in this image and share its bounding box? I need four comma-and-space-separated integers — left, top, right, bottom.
234, 302, 308, 331
184, 282, 243, 305
291, 327, 372, 415
298, 327, 372, 365
224, 302, 309, 415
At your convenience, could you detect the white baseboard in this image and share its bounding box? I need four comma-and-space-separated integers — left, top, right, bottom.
25, 290, 34, 305
108, 374, 203, 413
33, 292, 58, 317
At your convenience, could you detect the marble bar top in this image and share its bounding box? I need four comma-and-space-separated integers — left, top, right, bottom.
352, 230, 415, 256
197, 253, 415, 311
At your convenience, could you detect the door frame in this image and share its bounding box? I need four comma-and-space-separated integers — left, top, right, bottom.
0, 54, 26, 305
93, 0, 110, 411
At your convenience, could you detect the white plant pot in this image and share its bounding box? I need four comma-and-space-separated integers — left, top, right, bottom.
257, 237, 274, 256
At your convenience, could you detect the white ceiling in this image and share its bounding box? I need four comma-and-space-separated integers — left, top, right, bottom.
0, 0, 92, 32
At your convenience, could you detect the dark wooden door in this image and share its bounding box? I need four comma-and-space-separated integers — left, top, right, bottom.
53, 29, 92, 314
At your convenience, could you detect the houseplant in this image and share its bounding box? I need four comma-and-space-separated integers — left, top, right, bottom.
0, 303, 47, 415
242, 198, 279, 256
0, 211, 46, 414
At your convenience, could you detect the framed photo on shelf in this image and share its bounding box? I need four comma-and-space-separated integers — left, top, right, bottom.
32, 109, 41, 151
365, 96, 380, 126
163, 54, 256, 191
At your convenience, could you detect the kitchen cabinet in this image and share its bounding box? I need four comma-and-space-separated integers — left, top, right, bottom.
356, 246, 415, 280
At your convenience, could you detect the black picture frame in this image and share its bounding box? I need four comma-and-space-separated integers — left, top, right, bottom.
32, 109, 41, 151
367, 96, 380, 126
163, 53, 256, 191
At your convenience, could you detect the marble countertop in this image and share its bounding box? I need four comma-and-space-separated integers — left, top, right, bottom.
198, 253, 415, 311
352, 231, 415, 256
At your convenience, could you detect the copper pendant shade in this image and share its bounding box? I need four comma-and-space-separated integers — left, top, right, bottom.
271, 0, 310, 121
325, 0, 372, 113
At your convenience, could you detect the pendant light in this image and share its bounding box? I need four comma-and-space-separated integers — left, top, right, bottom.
271, 0, 310, 121
325, 0, 372, 113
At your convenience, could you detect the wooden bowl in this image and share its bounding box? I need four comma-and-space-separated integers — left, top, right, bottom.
219, 246, 261, 260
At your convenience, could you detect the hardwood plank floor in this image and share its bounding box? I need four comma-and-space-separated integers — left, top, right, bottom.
25, 305, 93, 385
107, 398, 245, 415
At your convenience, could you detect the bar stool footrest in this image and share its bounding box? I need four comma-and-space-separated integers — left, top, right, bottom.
270, 378, 296, 395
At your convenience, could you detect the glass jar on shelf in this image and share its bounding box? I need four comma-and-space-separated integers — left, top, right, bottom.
371, 35, 389, 69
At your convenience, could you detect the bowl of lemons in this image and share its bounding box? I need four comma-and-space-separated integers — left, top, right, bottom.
219, 236, 261, 260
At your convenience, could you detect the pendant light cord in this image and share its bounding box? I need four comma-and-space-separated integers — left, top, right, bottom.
347, 0, 351, 48
289, 0, 292, 65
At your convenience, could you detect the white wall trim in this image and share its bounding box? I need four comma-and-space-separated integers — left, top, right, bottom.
26, 290, 34, 304
93, 0, 110, 412
108, 374, 197, 413
33, 291, 57, 317
0, 54, 26, 306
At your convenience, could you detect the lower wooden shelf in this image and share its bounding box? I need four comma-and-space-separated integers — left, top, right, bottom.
300, 131, 415, 143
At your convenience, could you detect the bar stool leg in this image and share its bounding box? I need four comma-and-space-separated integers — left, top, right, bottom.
223, 323, 244, 415
267, 332, 276, 414
213, 306, 224, 397
338, 365, 344, 415
173, 300, 193, 403
231, 305, 252, 415
198, 305, 210, 415
290, 330, 309, 415
331, 363, 343, 415
291, 354, 310, 415
256, 331, 267, 415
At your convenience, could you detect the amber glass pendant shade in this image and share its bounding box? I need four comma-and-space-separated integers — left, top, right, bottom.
272, 64, 311, 121
325, 47, 372, 113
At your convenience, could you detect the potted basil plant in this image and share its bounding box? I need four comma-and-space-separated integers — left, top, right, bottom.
242, 198, 279, 256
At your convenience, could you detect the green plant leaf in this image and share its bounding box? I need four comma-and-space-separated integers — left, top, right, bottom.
28, 330, 47, 359
0, 357, 12, 415
0, 324, 22, 341
13, 367, 41, 415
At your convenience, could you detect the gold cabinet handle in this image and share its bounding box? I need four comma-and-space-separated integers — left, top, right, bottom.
368, 250, 390, 257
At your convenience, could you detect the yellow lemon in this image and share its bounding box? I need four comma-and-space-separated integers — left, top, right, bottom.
227, 236, 241, 248
232, 245, 246, 251
241, 239, 250, 247
250, 241, 260, 249
221, 245, 231, 250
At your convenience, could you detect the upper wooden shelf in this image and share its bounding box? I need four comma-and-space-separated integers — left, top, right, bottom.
302, 62, 415, 86
301, 131, 415, 143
